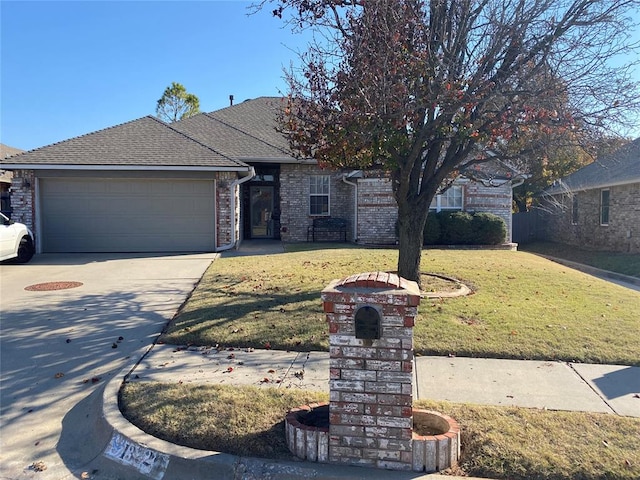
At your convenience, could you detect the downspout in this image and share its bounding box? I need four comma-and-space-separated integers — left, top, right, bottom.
342, 172, 359, 243
216, 167, 255, 252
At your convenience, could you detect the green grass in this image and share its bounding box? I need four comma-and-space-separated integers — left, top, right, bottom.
120, 382, 640, 480
161, 247, 640, 365
520, 241, 640, 278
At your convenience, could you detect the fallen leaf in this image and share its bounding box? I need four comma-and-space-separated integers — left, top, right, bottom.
261, 377, 270, 383
81, 472, 90, 479
227, 353, 235, 360
226, 367, 233, 373
268, 369, 276, 374
91, 377, 101, 384
66, 338, 72, 343
31, 461, 47, 472
54, 372, 64, 379
111, 343, 118, 349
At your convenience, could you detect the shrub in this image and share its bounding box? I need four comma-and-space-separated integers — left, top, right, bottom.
423, 212, 441, 245
438, 211, 474, 244
472, 212, 507, 245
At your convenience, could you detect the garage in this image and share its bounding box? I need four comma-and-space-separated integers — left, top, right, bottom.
39, 177, 216, 253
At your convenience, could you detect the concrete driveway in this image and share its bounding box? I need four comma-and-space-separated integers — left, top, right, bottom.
0, 253, 217, 480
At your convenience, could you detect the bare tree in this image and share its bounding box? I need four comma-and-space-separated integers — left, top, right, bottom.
258, 0, 640, 284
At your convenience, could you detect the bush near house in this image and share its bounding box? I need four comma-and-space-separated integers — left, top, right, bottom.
424, 211, 506, 245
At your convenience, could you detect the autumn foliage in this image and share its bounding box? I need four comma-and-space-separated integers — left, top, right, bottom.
260, 0, 640, 282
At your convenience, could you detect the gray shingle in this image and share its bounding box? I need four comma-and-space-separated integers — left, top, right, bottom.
173, 97, 295, 161
0, 116, 249, 170
545, 138, 640, 194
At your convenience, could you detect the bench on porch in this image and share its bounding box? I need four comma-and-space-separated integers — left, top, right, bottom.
307, 217, 348, 242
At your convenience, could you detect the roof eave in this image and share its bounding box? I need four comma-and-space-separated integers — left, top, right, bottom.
238, 156, 317, 165
0, 164, 252, 172
544, 176, 640, 195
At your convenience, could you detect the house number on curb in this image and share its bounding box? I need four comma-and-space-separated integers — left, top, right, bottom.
355, 305, 381, 340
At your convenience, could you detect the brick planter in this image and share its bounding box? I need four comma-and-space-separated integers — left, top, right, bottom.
285, 403, 329, 463
412, 409, 460, 472
286, 405, 460, 473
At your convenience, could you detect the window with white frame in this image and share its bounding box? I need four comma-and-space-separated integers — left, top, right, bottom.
430, 185, 463, 212
309, 175, 330, 216
600, 189, 610, 225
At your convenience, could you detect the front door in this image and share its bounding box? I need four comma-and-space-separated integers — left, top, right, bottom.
250, 186, 274, 238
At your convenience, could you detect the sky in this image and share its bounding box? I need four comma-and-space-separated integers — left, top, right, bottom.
1, 0, 313, 151
1, 0, 639, 152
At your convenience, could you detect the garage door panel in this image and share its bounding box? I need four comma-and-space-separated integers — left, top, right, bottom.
40, 178, 216, 253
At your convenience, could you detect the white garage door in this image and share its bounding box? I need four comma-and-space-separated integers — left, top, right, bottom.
40, 178, 216, 253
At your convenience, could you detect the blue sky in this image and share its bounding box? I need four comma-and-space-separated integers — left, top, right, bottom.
1, 1, 639, 152
1, 1, 312, 151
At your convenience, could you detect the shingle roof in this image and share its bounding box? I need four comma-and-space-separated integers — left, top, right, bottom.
545, 137, 640, 194
1, 143, 25, 159
173, 97, 296, 161
0, 116, 249, 170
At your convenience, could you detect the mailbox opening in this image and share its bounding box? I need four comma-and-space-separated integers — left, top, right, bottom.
355, 305, 381, 340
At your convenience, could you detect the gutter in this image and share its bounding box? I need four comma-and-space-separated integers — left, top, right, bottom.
511, 177, 526, 188
216, 167, 256, 252
342, 171, 363, 242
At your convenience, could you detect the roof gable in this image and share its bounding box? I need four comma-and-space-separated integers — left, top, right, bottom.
545, 138, 640, 194
173, 97, 296, 161
0, 116, 249, 170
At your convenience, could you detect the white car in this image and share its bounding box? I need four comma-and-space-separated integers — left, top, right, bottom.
0, 212, 34, 263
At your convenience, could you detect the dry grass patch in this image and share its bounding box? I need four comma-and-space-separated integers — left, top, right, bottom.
119, 382, 640, 480
119, 382, 328, 459
162, 247, 640, 365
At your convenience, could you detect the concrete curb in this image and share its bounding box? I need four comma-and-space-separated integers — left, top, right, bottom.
100, 362, 489, 480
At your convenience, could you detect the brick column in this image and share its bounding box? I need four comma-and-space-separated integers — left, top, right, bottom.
321, 271, 421, 471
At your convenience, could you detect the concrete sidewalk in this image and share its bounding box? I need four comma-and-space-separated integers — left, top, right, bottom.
93, 345, 638, 480
128, 344, 640, 417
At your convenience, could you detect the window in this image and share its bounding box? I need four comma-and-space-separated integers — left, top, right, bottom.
310, 175, 330, 216
430, 185, 463, 212
600, 189, 610, 225
571, 195, 578, 225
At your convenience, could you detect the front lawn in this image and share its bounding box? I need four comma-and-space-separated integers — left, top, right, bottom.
161, 247, 640, 366
120, 382, 640, 480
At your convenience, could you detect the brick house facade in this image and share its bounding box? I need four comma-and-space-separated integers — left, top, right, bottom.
2, 98, 520, 253
540, 138, 640, 254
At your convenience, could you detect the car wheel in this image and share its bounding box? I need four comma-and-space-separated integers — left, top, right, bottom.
16, 237, 34, 263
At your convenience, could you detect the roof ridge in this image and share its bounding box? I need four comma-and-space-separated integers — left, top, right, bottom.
5, 116, 162, 158
148, 116, 248, 168
202, 109, 292, 158
209, 96, 283, 114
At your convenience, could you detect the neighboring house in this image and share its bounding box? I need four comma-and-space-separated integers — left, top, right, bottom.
540, 137, 640, 254
1, 97, 521, 254
1, 143, 24, 216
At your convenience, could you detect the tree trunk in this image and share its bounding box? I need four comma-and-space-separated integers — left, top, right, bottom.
396, 200, 428, 287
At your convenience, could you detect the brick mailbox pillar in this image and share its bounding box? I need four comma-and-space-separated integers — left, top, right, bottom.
321, 271, 421, 471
